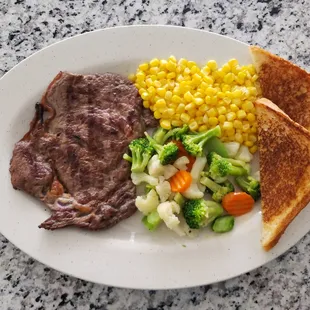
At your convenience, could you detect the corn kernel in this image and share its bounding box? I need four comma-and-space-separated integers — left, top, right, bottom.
190, 65, 198, 74
169, 55, 177, 63
249, 134, 257, 142
184, 91, 194, 102
222, 84, 231, 92
242, 101, 254, 112
205, 87, 216, 96
160, 119, 171, 130
228, 59, 238, 67
243, 123, 250, 132
194, 98, 204, 106
201, 66, 211, 75
157, 71, 166, 79
223, 73, 235, 84
207, 108, 218, 117
249, 145, 258, 154
223, 121, 234, 130
180, 113, 191, 123
178, 58, 188, 66
166, 61, 177, 72
183, 67, 191, 75
226, 112, 236, 121
237, 110, 247, 119
247, 113, 256, 122
172, 95, 181, 104
151, 82, 159, 89
230, 104, 239, 112
150, 58, 160, 67
242, 133, 249, 141
176, 103, 185, 113
222, 63, 231, 73
217, 91, 225, 99
207, 60, 218, 71
196, 116, 204, 124
203, 114, 209, 124
192, 73, 202, 83
217, 106, 227, 115
233, 119, 243, 129
227, 128, 235, 136
199, 104, 208, 113
149, 67, 159, 75
209, 117, 219, 126
173, 87, 181, 96
154, 110, 161, 119
235, 132, 243, 143
210, 96, 218, 105
174, 113, 181, 120
167, 72, 176, 79
250, 125, 257, 133
245, 140, 254, 147
156, 88, 165, 97
189, 120, 199, 131
185, 103, 195, 111
172, 120, 182, 127
141, 92, 150, 100
232, 89, 242, 98
204, 76, 214, 85
143, 100, 150, 108
232, 98, 242, 107
154, 98, 166, 110
199, 125, 208, 132
218, 115, 226, 123
128, 74, 136, 82
165, 91, 173, 101
147, 86, 156, 96
188, 109, 196, 117
159, 59, 168, 68
187, 61, 197, 68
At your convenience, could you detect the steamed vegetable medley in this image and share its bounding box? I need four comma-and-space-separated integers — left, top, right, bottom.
123, 125, 261, 236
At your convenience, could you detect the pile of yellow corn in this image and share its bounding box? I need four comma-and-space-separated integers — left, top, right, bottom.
129, 56, 261, 153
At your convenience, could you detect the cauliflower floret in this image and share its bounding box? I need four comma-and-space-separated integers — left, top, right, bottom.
223, 142, 240, 158
182, 182, 204, 199
191, 157, 207, 181
135, 189, 159, 215
235, 145, 253, 163
173, 156, 190, 171
164, 164, 178, 179
156, 177, 171, 202
147, 155, 165, 177
131, 172, 159, 186
157, 201, 185, 236
182, 157, 206, 198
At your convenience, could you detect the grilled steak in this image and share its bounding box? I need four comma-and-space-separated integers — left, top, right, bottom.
10, 72, 157, 230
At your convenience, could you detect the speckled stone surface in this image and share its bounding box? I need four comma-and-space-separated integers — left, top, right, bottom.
1, 0, 310, 309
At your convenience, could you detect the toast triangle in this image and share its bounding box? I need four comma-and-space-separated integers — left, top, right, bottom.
250, 46, 310, 131
255, 98, 310, 251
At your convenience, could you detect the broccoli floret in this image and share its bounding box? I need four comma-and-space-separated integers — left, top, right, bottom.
207, 152, 247, 183
235, 175, 261, 201
181, 125, 221, 157
153, 125, 189, 145
145, 132, 179, 165
182, 199, 223, 229
127, 138, 154, 173
200, 175, 234, 202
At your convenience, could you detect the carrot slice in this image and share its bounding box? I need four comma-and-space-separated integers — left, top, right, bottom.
170, 170, 192, 193
222, 192, 255, 216
171, 140, 196, 171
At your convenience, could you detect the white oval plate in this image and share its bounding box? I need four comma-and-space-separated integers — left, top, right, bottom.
1, 25, 309, 290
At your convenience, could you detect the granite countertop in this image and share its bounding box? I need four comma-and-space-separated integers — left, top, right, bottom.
1, 0, 310, 309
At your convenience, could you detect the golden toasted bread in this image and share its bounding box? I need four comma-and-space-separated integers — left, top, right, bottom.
250, 46, 310, 131
255, 98, 310, 251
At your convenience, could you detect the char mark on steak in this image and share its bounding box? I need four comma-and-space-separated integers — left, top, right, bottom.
10, 71, 157, 230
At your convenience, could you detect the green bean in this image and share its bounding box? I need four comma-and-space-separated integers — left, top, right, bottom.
212, 215, 234, 233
